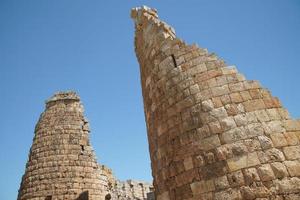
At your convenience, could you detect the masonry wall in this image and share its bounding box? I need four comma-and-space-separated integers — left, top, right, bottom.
132, 6, 300, 200
18, 92, 107, 200
18, 91, 154, 200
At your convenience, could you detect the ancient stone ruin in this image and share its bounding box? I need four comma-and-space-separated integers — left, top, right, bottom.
18, 91, 154, 200
18, 5, 300, 200
132, 6, 300, 200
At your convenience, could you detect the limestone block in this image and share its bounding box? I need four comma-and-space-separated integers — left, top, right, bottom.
284, 120, 300, 131
214, 188, 242, 200
255, 110, 270, 122
243, 167, 260, 184
220, 117, 237, 131
270, 162, 288, 179
201, 99, 214, 112
227, 152, 260, 172
283, 146, 300, 160
284, 132, 299, 145
284, 160, 300, 176
220, 127, 247, 144
214, 175, 229, 190
157, 191, 170, 200
227, 170, 245, 187
240, 186, 255, 200
190, 180, 215, 195
195, 134, 221, 151
243, 99, 266, 112
270, 133, 288, 147
183, 157, 194, 171
257, 164, 275, 181
258, 136, 273, 150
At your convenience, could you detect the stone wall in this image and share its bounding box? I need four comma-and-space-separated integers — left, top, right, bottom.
132, 6, 300, 200
108, 179, 154, 200
18, 91, 154, 200
101, 163, 154, 200
18, 92, 107, 200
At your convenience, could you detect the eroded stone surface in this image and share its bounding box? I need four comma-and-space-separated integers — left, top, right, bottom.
132, 5, 300, 200
18, 92, 154, 200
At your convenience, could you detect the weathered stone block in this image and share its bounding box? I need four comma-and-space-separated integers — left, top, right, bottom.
258, 136, 273, 150
257, 164, 275, 181
190, 180, 215, 195
227, 170, 245, 187
243, 99, 265, 112
270, 133, 288, 147
214, 188, 242, 200
270, 162, 288, 179
284, 160, 300, 176
214, 175, 229, 190
284, 120, 300, 131
227, 152, 260, 172
243, 167, 260, 184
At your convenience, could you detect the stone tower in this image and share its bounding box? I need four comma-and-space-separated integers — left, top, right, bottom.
18, 92, 107, 200
132, 6, 300, 200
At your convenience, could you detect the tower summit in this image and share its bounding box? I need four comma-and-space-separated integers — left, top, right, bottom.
132, 6, 300, 200
18, 91, 106, 200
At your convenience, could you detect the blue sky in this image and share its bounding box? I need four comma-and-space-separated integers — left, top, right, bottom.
0, 0, 299, 199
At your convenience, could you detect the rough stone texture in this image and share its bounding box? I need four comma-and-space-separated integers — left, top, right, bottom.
18, 91, 154, 200
131, 6, 300, 200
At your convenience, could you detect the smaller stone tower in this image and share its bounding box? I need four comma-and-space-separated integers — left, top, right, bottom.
18, 91, 107, 200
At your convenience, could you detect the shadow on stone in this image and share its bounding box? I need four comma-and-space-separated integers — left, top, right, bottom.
76, 191, 88, 200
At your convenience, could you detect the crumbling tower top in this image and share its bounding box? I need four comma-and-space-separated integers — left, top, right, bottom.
131, 6, 176, 40
46, 91, 80, 103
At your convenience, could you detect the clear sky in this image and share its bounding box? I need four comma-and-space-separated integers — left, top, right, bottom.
0, 0, 300, 199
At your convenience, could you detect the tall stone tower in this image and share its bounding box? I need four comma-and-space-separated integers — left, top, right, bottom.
132, 6, 300, 200
18, 92, 107, 200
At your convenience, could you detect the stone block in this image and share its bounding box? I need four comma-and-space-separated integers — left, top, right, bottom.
240, 91, 252, 101
229, 82, 245, 93
211, 97, 223, 108
243, 99, 265, 112
283, 146, 300, 160
267, 120, 285, 133
243, 167, 260, 184
211, 85, 230, 96
230, 92, 243, 103
190, 180, 215, 195
220, 117, 237, 131
234, 114, 248, 127
227, 170, 245, 187
220, 127, 248, 144
189, 84, 200, 95
157, 191, 170, 200
240, 186, 255, 200
257, 164, 275, 181
210, 107, 228, 119
201, 99, 214, 112
255, 110, 270, 122
227, 152, 260, 172
270, 133, 288, 147
284, 120, 300, 131
208, 121, 222, 134
214, 188, 242, 200
270, 162, 288, 179
266, 108, 281, 120
284, 132, 299, 145
183, 157, 194, 171
284, 160, 300, 176
258, 136, 273, 150
214, 175, 229, 190
247, 123, 264, 138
